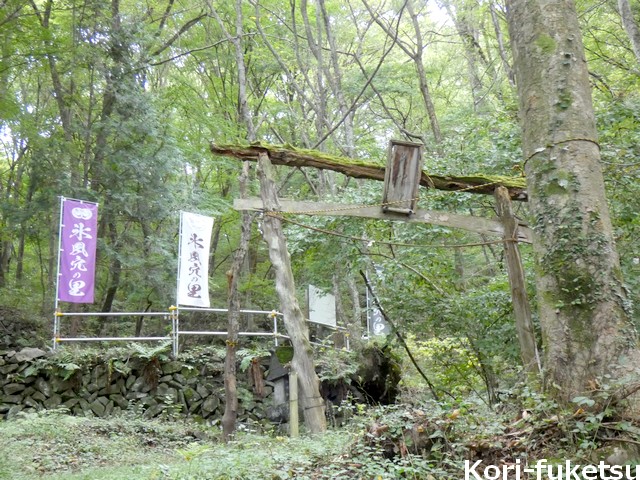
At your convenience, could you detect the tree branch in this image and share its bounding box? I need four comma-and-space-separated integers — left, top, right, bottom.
312, 1, 407, 150
359, 270, 441, 401
151, 13, 207, 57
149, 36, 255, 67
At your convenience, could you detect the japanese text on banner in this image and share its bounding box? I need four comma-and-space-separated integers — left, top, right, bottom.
58, 199, 98, 303
177, 212, 214, 308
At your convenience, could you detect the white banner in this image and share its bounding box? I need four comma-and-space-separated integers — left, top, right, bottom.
177, 212, 214, 307
307, 285, 337, 327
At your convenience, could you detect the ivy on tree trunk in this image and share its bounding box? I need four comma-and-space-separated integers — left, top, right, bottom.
506, 0, 640, 409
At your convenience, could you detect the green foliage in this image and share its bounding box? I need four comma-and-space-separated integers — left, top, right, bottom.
236, 345, 270, 372
16, 342, 174, 383
0, 0, 638, 434
176, 345, 227, 364
315, 345, 358, 383
2, 389, 639, 479
274, 346, 294, 365
597, 96, 640, 324
20, 350, 94, 381
128, 341, 172, 362
108, 358, 132, 376
0, 410, 218, 479
402, 336, 484, 397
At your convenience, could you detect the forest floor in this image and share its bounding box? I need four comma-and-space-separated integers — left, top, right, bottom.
1, 394, 639, 480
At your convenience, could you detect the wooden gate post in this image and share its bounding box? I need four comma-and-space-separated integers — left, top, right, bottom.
494, 186, 541, 377
289, 371, 299, 438
256, 151, 327, 434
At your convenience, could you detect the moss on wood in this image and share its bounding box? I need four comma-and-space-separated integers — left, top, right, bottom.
210, 142, 528, 201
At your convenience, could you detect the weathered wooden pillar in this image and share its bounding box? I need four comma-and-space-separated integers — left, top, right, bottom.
494, 186, 541, 377
289, 371, 299, 438
256, 151, 327, 434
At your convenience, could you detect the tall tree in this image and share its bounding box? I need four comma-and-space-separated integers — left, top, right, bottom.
208, 0, 257, 441
362, 0, 443, 147
617, 0, 640, 65
489, 1, 515, 87
441, 0, 490, 110
505, 0, 640, 407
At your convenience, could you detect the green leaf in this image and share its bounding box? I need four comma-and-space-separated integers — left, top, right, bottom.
571, 396, 595, 407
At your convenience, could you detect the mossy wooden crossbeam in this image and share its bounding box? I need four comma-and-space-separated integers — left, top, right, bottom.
210, 142, 528, 201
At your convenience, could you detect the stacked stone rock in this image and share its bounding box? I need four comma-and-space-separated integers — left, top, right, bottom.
0, 347, 272, 422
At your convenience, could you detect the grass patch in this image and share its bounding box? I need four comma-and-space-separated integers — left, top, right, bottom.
0, 409, 215, 479
0, 408, 437, 479
2, 394, 639, 479
0, 410, 356, 480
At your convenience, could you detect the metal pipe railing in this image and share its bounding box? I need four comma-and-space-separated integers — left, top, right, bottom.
57, 336, 170, 342
177, 307, 282, 316
178, 331, 289, 337
56, 311, 168, 317
53, 306, 347, 354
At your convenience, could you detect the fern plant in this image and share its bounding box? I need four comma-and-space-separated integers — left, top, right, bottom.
236, 346, 271, 372
128, 341, 171, 361
128, 341, 172, 390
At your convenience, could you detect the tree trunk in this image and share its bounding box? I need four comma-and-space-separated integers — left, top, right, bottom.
506, 0, 640, 408
443, 1, 486, 111
15, 229, 25, 283
489, 2, 516, 87
256, 151, 326, 434
318, 0, 356, 157
16, 176, 35, 284
362, 0, 443, 147
406, 1, 443, 146
300, 0, 328, 145
0, 240, 11, 288
208, 219, 223, 275
222, 164, 252, 441
212, 0, 258, 441
30, 0, 80, 187
346, 270, 362, 334
101, 221, 121, 314
618, 0, 640, 65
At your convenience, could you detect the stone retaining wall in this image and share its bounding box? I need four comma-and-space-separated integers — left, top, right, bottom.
0, 347, 272, 422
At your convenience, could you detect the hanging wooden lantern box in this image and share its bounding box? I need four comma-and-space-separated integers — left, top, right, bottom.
382, 140, 424, 215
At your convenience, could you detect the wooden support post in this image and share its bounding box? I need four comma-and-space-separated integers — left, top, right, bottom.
494, 186, 541, 377
289, 371, 299, 438
256, 151, 327, 434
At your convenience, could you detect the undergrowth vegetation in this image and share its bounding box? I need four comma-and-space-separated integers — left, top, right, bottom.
2, 383, 639, 480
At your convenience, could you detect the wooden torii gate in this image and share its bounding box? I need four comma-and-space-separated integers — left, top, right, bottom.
211, 141, 541, 376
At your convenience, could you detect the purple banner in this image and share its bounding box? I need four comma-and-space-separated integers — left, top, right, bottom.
58, 199, 98, 303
